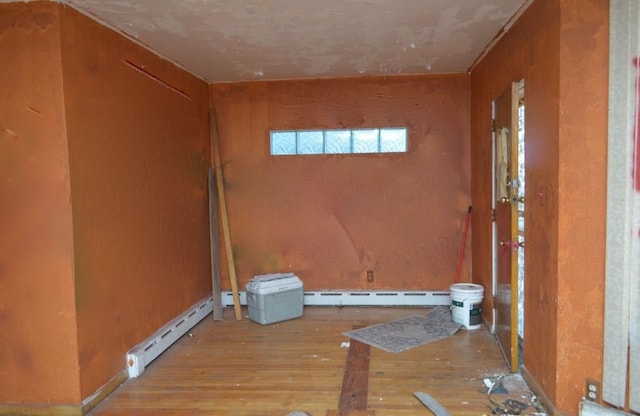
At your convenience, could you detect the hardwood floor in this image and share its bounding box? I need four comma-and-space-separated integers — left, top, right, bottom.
89, 306, 542, 416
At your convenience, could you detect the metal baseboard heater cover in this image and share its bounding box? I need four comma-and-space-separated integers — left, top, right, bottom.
580, 399, 634, 416
126, 295, 213, 378
222, 290, 451, 307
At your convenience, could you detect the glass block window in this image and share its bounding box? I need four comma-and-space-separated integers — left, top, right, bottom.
270, 128, 407, 155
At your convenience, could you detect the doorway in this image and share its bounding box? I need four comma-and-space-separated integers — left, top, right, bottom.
516, 82, 525, 351
492, 80, 525, 372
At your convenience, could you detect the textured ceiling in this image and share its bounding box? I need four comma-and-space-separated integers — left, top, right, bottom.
54, 0, 531, 83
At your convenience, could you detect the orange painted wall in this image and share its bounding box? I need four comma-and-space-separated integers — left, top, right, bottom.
211, 75, 471, 291
0, 2, 81, 405
470, 0, 608, 413
555, 1, 608, 412
59, 6, 212, 398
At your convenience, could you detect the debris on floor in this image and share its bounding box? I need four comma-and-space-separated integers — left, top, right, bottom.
484, 374, 509, 394
414, 391, 452, 416
489, 396, 530, 415
530, 395, 547, 414
482, 373, 548, 415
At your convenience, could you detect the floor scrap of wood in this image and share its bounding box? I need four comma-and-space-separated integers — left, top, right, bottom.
89, 306, 546, 416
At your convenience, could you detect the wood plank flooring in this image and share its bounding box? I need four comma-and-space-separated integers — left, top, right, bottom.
89, 307, 542, 416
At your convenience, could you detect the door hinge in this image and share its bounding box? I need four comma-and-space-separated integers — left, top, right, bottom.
491, 209, 496, 221
491, 118, 496, 132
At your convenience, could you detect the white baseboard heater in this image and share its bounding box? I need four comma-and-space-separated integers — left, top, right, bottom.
580, 399, 634, 416
126, 295, 213, 378
222, 290, 451, 307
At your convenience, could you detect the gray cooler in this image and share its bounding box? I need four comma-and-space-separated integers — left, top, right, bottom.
246, 273, 303, 325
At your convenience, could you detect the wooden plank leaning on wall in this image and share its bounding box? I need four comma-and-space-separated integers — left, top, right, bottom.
209, 105, 242, 320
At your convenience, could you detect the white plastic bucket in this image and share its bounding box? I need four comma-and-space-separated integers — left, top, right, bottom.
450, 283, 484, 330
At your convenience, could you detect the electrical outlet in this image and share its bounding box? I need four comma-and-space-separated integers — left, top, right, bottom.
586, 378, 601, 402
366, 270, 374, 282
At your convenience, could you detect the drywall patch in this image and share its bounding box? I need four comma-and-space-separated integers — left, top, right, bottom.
1, 127, 18, 140
152, 15, 187, 37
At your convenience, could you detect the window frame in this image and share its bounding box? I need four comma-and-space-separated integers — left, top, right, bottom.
269, 127, 408, 156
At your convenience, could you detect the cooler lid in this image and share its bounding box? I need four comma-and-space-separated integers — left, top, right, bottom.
246, 273, 302, 292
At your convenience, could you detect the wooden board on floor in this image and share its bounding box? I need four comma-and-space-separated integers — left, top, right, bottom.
332, 336, 371, 415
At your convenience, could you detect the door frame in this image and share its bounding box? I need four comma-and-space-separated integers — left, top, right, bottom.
491, 82, 521, 372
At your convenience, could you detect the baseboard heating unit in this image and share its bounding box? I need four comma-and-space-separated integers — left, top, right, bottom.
222, 290, 451, 307
580, 399, 633, 416
126, 295, 213, 378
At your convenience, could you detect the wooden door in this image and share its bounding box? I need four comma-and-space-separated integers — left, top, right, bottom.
493, 83, 520, 372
